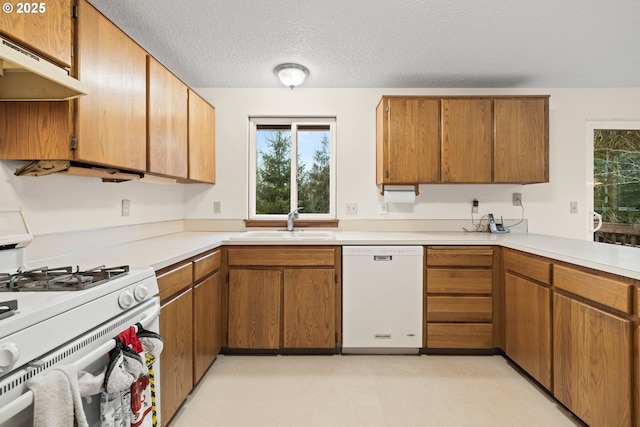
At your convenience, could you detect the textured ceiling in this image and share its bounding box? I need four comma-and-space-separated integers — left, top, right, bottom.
87, 0, 640, 89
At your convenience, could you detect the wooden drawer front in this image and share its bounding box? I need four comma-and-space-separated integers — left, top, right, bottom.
426, 269, 492, 294
427, 246, 493, 267
193, 250, 221, 282
504, 250, 551, 285
427, 296, 493, 322
228, 247, 335, 267
427, 323, 494, 349
157, 263, 193, 302
554, 265, 632, 314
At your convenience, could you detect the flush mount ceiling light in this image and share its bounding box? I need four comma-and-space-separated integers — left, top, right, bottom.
274, 63, 309, 89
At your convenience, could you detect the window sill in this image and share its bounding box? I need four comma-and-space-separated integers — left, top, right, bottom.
244, 219, 339, 229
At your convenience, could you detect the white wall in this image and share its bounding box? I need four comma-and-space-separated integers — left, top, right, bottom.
2, 88, 639, 240
0, 160, 184, 235
186, 87, 640, 240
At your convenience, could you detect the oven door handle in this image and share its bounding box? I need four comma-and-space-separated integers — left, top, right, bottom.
0, 302, 160, 422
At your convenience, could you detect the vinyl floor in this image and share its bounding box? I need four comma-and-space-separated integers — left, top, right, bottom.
169, 354, 585, 427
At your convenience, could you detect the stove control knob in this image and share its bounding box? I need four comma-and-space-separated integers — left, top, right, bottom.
134, 285, 149, 301
118, 290, 135, 308
0, 343, 20, 371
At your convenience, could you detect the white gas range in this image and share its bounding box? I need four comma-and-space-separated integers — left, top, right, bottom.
0, 209, 162, 426
0, 266, 159, 377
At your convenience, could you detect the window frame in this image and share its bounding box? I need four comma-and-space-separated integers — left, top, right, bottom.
248, 116, 337, 221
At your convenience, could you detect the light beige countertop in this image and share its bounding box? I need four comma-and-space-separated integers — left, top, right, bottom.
28, 230, 640, 280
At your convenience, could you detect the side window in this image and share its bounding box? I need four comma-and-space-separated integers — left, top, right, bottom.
249, 118, 336, 220
593, 128, 640, 246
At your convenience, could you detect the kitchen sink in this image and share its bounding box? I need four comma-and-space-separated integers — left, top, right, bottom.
230, 230, 335, 240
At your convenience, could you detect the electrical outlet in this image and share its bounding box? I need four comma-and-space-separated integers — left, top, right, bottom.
379, 203, 388, 214
213, 201, 222, 214
346, 203, 358, 215
121, 199, 130, 217
570, 201, 578, 214
472, 199, 479, 214
512, 193, 522, 206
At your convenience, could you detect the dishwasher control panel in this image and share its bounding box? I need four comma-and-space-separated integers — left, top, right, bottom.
342, 246, 424, 257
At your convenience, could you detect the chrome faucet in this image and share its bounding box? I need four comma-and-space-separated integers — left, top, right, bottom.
286, 207, 302, 231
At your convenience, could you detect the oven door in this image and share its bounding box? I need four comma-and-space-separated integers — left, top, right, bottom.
0, 297, 161, 427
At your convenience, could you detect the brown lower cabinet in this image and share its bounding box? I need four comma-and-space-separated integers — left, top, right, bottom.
425, 246, 495, 349
193, 271, 222, 380
553, 293, 632, 427
552, 264, 634, 427
157, 249, 222, 424
228, 269, 282, 349
159, 288, 193, 424
505, 273, 552, 389
502, 251, 636, 427
503, 249, 552, 390
226, 246, 340, 350
283, 268, 336, 348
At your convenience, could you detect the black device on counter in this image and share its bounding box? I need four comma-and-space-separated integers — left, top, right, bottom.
488, 213, 509, 234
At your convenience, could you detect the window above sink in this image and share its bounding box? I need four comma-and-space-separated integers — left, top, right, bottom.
248, 117, 337, 223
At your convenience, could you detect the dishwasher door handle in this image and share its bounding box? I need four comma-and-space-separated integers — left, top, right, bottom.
373, 255, 392, 261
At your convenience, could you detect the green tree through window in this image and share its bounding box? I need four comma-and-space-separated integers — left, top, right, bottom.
298, 132, 330, 214
256, 130, 291, 214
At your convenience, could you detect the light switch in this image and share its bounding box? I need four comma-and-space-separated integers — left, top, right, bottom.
121, 199, 130, 217
570, 201, 578, 214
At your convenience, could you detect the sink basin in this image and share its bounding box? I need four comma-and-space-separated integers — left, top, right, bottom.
230, 230, 335, 240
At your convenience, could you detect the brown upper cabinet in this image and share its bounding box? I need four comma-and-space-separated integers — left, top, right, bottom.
147, 56, 189, 179
376, 97, 440, 184
0, 0, 72, 67
0, 0, 216, 183
376, 95, 549, 185
0, 0, 147, 170
441, 98, 493, 183
188, 89, 216, 183
494, 98, 549, 183
75, 0, 147, 171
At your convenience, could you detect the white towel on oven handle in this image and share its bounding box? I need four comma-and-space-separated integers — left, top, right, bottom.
27, 365, 89, 427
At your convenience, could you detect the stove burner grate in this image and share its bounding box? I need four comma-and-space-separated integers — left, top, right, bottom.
0, 265, 129, 291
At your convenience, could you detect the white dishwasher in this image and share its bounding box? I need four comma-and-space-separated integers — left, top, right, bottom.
342, 246, 423, 354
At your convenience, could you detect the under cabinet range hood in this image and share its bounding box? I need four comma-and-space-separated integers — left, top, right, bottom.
0, 36, 88, 101
14, 160, 144, 182
13, 160, 177, 184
